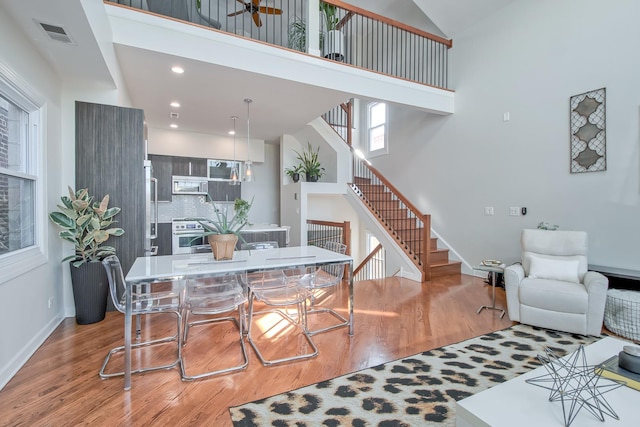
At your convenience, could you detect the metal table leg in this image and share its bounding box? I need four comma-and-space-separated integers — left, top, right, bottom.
477, 271, 506, 318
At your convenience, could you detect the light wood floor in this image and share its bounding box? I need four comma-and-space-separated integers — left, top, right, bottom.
0, 274, 513, 426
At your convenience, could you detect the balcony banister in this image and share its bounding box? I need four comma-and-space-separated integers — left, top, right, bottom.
323, 0, 452, 48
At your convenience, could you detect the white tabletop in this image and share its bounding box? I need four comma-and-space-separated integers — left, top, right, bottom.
456, 336, 638, 427
126, 245, 352, 282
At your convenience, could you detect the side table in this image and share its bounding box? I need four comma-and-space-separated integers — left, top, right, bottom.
473, 263, 506, 318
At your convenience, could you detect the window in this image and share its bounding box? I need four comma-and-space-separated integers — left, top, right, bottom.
0, 66, 45, 283
366, 233, 386, 280
367, 102, 387, 156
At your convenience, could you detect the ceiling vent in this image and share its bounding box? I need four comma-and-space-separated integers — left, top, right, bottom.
170, 112, 179, 119
36, 21, 75, 45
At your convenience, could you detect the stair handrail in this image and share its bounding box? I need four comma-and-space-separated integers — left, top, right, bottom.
353, 243, 383, 277
352, 156, 431, 281
306, 219, 351, 255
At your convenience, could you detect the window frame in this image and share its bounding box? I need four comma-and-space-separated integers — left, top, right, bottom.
366, 101, 388, 158
0, 64, 47, 285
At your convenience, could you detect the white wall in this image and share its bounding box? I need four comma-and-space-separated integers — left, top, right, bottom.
242, 142, 280, 225
372, 0, 640, 272
0, 9, 64, 390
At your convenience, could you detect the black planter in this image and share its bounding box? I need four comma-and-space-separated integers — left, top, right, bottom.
306, 173, 318, 182
69, 261, 109, 325
292, 173, 300, 183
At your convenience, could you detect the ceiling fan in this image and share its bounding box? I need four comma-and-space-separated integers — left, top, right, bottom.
228, 0, 283, 28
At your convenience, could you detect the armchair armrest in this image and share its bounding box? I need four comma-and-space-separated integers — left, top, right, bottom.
583, 271, 609, 336
504, 264, 525, 321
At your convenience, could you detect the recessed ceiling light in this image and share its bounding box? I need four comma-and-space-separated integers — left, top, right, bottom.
171, 66, 184, 74
229, 130, 236, 135
170, 102, 180, 108
170, 124, 178, 128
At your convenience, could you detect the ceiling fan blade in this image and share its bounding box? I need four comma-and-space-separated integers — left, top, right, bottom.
252, 12, 262, 27
251, 0, 261, 7
227, 10, 246, 17
259, 6, 283, 15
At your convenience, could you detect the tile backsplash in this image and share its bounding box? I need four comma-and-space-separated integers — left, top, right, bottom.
153, 195, 233, 223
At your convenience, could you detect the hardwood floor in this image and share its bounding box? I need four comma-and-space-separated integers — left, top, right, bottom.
0, 274, 512, 426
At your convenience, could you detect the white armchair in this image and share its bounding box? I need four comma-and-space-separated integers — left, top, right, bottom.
504, 229, 608, 336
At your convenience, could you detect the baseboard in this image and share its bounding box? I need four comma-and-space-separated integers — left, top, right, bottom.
0, 314, 65, 391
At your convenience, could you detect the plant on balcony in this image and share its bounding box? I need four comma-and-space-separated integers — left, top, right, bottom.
294, 142, 326, 182
320, 2, 344, 61
288, 18, 307, 52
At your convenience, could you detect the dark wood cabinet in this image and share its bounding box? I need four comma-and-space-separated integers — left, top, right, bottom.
148, 154, 172, 202
154, 223, 172, 256
172, 156, 207, 177
75, 101, 145, 309
208, 181, 241, 202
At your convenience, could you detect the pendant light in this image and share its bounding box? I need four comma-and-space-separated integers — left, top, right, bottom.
244, 98, 254, 182
229, 116, 240, 185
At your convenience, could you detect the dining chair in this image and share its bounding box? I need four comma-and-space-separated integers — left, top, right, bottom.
180, 265, 248, 380
100, 255, 182, 379
244, 269, 318, 366
240, 241, 279, 250
304, 259, 350, 336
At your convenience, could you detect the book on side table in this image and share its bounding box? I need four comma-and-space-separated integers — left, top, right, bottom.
596, 355, 640, 391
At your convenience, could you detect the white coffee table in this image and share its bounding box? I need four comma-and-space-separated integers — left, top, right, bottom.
456, 336, 637, 427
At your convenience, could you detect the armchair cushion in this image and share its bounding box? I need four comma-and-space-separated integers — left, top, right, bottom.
527, 255, 580, 283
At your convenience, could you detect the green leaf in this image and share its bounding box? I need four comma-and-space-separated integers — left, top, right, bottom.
106, 228, 125, 236
49, 212, 75, 229
102, 207, 121, 220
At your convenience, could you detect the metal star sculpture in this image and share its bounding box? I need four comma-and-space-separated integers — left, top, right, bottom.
525, 346, 624, 427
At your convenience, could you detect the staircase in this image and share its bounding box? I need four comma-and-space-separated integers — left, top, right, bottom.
318, 103, 460, 280
352, 176, 461, 279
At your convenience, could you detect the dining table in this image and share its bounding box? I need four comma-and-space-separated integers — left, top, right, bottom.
122, 245, 354, 390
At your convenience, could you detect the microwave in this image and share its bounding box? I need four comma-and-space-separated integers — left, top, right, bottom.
172, 176, 208, 195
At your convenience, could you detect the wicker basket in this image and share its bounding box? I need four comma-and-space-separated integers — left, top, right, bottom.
604, 288, 640, 341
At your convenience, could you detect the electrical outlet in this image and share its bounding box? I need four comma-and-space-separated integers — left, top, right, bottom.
48, 297, 54, 308
484, 207, 494, 216
509, 207, 520, 216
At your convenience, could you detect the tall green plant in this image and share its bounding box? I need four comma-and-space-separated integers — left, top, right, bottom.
320, 2, 339, 31
294, 142, 326, 181
49, 187, 125, 268
189, 197, 253, 237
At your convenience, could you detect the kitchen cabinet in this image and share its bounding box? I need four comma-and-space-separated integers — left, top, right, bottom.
172, 156, 207, 177
154, 223, 172, 256
75, 101, 145, 303
149, 154, 172, 202
208, 181, 241, 202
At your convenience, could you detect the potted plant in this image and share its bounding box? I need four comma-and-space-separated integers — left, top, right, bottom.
190, 197, 253, 260
320, 2, 344, 61
49, 187, 124, 324
284, 164, 304, 183
288, 17, 307, 52
294, 142, 326, 182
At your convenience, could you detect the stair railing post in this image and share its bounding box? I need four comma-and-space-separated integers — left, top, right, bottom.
421, 214, 431, 282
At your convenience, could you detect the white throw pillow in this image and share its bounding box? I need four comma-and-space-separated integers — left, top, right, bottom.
528, 255, 580, 283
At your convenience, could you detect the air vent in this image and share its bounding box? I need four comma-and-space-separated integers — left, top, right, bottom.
36, 21, 75, 45
170, 112, 179, 119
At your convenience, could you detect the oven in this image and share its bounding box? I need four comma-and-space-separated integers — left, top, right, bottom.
171, 219, 210, 254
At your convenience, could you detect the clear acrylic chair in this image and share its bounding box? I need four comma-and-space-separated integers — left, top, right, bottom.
180, 266, 248, 380
301, 242, 349, 336
240, 241, 279, 250
244, 269, 318, 366
100, 255, 182, 379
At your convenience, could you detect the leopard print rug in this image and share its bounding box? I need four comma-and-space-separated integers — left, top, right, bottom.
230, 325, 600, 426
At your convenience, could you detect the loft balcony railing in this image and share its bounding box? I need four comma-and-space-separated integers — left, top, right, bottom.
107, 0, 452, 89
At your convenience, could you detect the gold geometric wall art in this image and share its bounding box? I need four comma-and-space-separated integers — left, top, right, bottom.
570, 88, 606, 173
